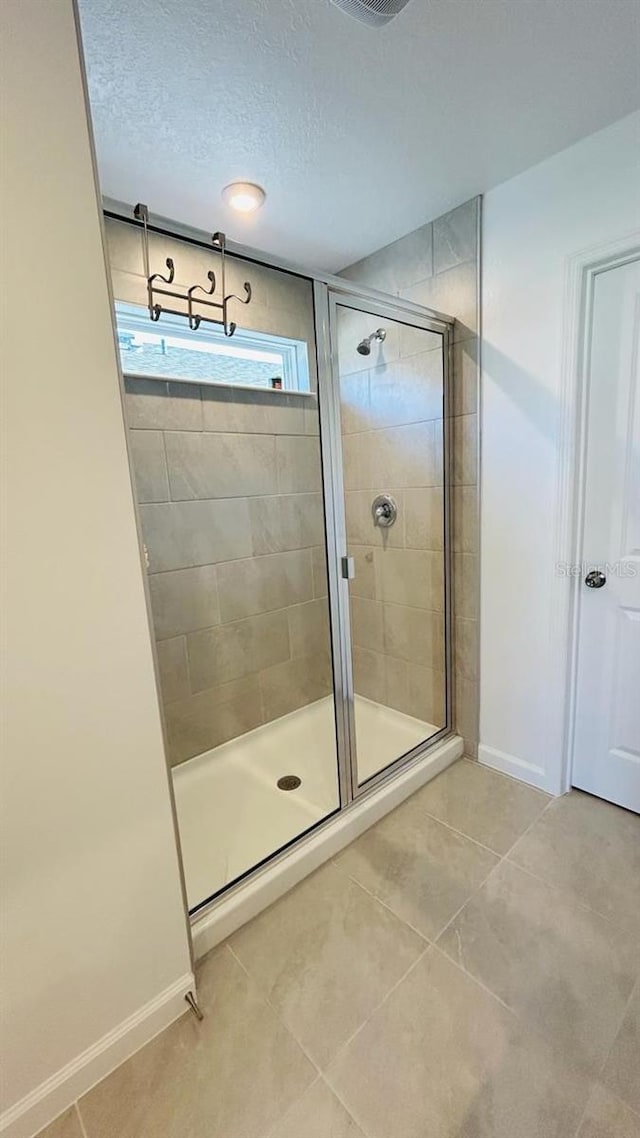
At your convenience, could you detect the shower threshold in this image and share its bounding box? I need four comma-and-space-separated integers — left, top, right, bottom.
173, 694, 446, 913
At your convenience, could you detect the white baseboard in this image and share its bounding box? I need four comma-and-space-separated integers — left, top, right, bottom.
192, 733, 464, 960
1, 972, 195, 1138
478, 743, 559, 794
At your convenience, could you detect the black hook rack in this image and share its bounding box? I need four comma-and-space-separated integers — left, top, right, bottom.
133, 204, 252, 336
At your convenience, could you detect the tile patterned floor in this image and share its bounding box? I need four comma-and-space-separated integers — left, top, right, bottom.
39, 759, 640, 1138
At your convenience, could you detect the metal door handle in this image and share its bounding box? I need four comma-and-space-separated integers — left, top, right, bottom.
341, 556, 355, 580
585, 569, 606, 589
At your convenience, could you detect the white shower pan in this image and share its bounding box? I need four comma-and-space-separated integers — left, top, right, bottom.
172, 695, 463, 959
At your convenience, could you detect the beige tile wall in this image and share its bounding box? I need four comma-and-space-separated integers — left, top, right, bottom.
105, 218, 319, 363
106, 219, 332, 766
126, 378, 332, 766
109, 206, 480, 760
341, 197, 480, 755
337, 308, 447, 727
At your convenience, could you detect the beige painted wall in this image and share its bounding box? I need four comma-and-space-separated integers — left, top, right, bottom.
106, 220, 332, 763
0, 1, 192, 1130
342, 198, 480, 755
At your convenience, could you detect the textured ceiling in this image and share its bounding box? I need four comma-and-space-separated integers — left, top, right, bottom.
78, 0, 640, 272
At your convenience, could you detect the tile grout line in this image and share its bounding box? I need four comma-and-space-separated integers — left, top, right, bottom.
409, 757, 554, 859
599, 1083, 640, 1122
431, 890, 635, 1138
571, 1102, 588, 1138
226, 868, 436, 1085
226, 772, 629, 1138
316, 1072, 375, 1138
571, 1083, 640, 1138
323, 945, 432, 1079
334, 803, 505, 949
129, 424, 313, 436
74, 1100, 90, 1138
224, 941, 328, 1131
260, 1075, 323, 1138
429, 941, 515, 1016
231, 880, 431, 1106
261, 1070, 371, 1138
424, 785, 640, 1134
225, 943, 324, 1079
419, 794, 564, 1014
413, 787, 551, 861
503, 848, 640, 937
490, 786, 557, 855
588, 975, 640, 1100
429, 846, 509, 948
414, 806, 522, 858
321, 1081, 377, 1138
432, 791, 559, 933
458, 753, 550, 792
570, 1075, 640, 1138
332, 865, 432, 946
225, 940, 381, 1138
329, 766, 556, 1025
154, 598, 326, 645
504, 792, 640, 937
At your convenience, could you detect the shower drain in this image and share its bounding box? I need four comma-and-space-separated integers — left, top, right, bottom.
277, 775, 302, 791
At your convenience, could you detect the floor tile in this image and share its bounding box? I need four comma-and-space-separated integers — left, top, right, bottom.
577, 1085, 640, 1138
266, 1078, 367, 1138
601, 983, 640, 1115
36, 1109, 83, 1138
229, 862, 425, 1068
79, 946, 315, 1138
509, 791, 640, 935
415, 758, 550, 854
335, 786, 498, 940
327, 948, 589, 1138
438, 859, 637, 1074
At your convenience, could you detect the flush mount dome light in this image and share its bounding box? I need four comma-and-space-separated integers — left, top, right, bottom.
222, 182, 266, 213
330, 0, 412, 25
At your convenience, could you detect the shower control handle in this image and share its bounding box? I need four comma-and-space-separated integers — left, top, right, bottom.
372, 494, 398, 528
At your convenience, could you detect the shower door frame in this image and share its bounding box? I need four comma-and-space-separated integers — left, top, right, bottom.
314, 281, 455, 805
104, 195, 456, 921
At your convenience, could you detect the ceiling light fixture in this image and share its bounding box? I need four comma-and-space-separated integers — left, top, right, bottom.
330, 0, 412, 26
222, 182, 266, 214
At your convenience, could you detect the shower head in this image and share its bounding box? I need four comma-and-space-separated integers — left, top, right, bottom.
356, 328, 387, 356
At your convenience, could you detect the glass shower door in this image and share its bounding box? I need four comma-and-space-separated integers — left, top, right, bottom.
112, 221, 344, 912
114, 203, 454, 909
330, 296, 449, 792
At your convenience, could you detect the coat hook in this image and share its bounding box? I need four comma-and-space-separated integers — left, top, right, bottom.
150, 258, 175, 287
134, 207, 252, 337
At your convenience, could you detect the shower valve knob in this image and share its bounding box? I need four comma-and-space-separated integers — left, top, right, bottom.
372, 494, 398, 528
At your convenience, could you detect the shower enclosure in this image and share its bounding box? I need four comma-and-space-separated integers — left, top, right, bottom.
105, 209, 454, 924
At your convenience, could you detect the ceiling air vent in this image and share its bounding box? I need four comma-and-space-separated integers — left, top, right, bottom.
330, 0, 412, 27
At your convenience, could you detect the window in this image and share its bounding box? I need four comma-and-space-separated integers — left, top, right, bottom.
115, 302, 311, 393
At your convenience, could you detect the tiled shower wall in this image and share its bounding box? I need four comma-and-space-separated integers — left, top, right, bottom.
336, 310, 446, 728
341, 197, 480, 756
106, 219, 331, 766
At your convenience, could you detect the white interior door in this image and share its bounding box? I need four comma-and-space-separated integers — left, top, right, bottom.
572, 257, 640, 812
